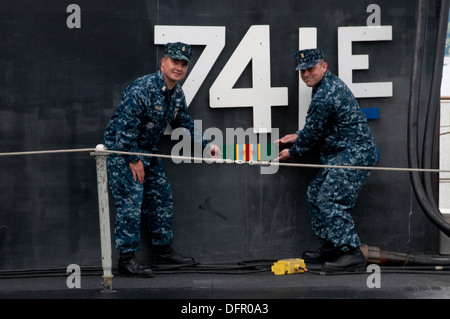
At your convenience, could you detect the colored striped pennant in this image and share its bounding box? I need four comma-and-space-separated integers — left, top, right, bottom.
221, 143, 276, 162
220, 142, 379, 162
218, 108, 380, 163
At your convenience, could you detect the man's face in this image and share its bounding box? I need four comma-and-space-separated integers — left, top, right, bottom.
161, 57, 188, 87
300, 61, 327, 88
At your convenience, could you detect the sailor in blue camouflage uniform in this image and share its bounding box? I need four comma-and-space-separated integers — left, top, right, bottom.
103, 42, 221, 277
275, 48, 377, 272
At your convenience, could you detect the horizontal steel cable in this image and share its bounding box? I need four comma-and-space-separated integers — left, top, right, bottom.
1, 146, 448, 173
0, 148, 96, 156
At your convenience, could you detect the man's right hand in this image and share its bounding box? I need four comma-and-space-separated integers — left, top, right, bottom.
130, 160, 145, 183
274, 148, 291, 162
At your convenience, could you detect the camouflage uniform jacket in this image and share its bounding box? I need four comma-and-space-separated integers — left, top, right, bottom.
289, 70, 377, 166
103, 70, 209, 163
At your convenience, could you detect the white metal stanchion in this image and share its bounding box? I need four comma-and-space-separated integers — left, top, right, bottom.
91, 144, 114, 292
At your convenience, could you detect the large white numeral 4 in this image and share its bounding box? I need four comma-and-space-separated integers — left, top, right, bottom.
209, 25, 288, 133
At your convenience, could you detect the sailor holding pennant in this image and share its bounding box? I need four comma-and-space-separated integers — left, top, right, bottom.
103, 42, 221, 277
275, 48, 377, 272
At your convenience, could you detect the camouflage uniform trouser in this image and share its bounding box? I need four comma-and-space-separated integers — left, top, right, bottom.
107, 155, 173, 253
307, 167, 371, 252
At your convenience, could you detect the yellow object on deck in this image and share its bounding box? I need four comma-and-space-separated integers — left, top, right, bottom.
271, 258, 307, 275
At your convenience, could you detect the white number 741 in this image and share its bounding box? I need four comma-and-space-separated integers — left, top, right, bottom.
154, 24, 392, 134
155, 25, 288, 134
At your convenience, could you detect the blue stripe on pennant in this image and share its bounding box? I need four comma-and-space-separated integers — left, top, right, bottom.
237, 144, 245, 161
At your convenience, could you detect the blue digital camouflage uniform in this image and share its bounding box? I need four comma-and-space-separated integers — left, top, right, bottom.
289, 70, 377, 252
103, 69, 209, 253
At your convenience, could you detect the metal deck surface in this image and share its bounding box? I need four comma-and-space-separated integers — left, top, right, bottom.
1, 263, 448, 317
1, 262, 450, 299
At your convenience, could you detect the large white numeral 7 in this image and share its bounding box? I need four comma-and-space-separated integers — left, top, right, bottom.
209, 25, 288, 133
154, 25, 225, 134
154, 25, 226, 106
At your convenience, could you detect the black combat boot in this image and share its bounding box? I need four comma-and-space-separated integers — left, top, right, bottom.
323, 247, 366, 272
118, 251, 154, 277
302, 241, 343, 264
151, 245, 196, 266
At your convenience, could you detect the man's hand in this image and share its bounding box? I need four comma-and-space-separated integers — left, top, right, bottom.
206, 144, 222, 159
274, 148, 291, 162
129, 160, 145, 183
274, 133, 298, 146
273, 133, 298, 162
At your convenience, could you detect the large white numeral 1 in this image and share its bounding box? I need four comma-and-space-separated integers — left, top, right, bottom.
298, 27, 317, 130
209, 25, 288, 133
154, 25, 225, 133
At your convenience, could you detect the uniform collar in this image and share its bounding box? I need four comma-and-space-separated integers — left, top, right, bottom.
157, 70, 181, 95
312, 70, 331, 95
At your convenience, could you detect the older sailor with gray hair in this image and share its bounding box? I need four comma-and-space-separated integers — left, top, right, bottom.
275, 48, 377, 272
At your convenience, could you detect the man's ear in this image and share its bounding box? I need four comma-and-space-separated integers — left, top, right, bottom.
160, 57, 167, 71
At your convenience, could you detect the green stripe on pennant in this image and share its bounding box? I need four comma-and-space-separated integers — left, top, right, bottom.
259, 143, 276, 161
220, 144, 236, 160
